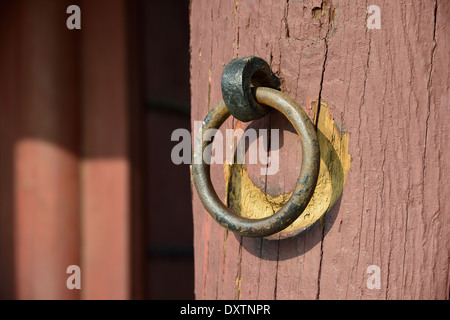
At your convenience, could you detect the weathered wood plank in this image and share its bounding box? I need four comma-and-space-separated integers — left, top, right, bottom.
191, 0, 449, 299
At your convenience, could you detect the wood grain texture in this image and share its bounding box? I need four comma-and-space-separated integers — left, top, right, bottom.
190, 0, 449, 299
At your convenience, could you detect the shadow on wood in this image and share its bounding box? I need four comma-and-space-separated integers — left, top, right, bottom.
227, 105, 348, 258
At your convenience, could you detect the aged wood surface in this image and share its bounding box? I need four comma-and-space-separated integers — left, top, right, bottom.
190, 0, 449, 299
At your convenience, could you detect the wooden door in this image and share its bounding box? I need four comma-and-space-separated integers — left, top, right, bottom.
190, 0, 449, 299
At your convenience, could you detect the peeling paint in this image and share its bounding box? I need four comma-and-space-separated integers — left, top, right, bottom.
224, 101, 351, 238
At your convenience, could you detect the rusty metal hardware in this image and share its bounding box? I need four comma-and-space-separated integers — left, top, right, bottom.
221, 56, 280, 122
192, 56, 320, 238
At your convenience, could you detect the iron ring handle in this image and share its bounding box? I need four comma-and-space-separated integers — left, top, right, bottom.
192, 87, 320, 238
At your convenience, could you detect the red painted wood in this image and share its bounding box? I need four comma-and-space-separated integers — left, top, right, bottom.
80, 0, 131, 300
0, 0, 80, 299
190, 0, 450, 299
0, 0, 144, 300
0, 1, 20, 299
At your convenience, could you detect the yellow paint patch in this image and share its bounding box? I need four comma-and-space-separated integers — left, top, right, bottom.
224, 102, 351, 238
235, 274, 243, 300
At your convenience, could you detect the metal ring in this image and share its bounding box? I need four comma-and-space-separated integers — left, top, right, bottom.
192, 87, 320, 238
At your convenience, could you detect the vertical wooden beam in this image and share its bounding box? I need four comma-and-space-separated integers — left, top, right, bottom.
1, 0, 139, 299
0, 0, 80, 299
190, 0, 450, 300
0, 0, 19, 299
80, 0, 131, 300
127, 0, 147, 300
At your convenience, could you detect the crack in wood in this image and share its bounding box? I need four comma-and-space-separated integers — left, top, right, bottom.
315, 0, 333, 300
235, 236, 243, 300
283, 0, 290, 38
